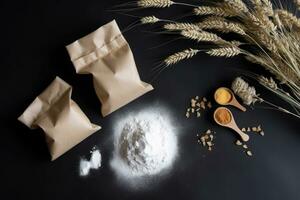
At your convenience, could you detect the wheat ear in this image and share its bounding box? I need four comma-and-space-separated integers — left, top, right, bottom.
141, 16, 160, 24
258, 76, 278, 90
181, 29, 224, 43
164, 23, 200, 31
223, 0, 248, 13
193, 6, 234, 17
137, 0, 174, 8
206, 46, 241, 57
197, 17, 246, 35
164, 48, 199, 66
275, 9, 300, 29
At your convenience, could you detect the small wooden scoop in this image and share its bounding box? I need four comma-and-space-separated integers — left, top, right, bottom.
214, 107, 249, 142
214, 87, 246, 112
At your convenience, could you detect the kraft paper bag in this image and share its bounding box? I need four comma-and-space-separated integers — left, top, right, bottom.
66, 20, 154, 117
18, 77, 101, 161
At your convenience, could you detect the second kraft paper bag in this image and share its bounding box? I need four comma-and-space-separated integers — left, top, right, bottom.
67, 20, 153, 116
66, 20, 153, 117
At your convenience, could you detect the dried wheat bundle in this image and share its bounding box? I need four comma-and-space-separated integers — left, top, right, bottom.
124, 0, 300, 117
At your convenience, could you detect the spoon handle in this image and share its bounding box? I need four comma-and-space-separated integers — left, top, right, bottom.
231, 99, 247, 112
232, 126, 250, 142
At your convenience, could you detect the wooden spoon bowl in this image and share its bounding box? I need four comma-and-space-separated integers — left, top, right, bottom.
214, 87, 246, 112
214, 107, 249, 142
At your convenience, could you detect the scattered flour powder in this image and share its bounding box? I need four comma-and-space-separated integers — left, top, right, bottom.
79, 147, 102, 176
110, 107, 178, 179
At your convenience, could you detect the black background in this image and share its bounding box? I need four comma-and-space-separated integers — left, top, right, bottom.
1, 0, 300, 199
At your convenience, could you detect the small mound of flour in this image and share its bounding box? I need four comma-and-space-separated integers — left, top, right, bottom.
111, 107, 177, 178
79, 147, 102, 176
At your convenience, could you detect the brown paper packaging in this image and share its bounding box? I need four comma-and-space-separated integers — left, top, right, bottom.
18, 77, 101, 161
66, 20, 154, 117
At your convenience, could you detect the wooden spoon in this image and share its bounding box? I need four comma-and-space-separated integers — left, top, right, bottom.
214, 87, 246, 112
214, 107, 249, 142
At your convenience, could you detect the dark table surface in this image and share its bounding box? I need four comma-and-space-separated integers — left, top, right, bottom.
1, 0, 300, 199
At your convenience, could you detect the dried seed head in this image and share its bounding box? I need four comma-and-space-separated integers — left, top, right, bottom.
231, 77, 258, 105
258, 76, 278, 90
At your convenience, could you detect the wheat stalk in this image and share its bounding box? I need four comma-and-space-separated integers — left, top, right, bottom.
230, 40, 243, 47
181, 29, 224, 43
255, 30, 278, 53
197, 17, 246, 35
259, 76, 278, 90
141, 16, 160, 24
275, 9, 300, 30
206, 46, 241, 57
137, 0, 174, 8
164, 48, 199, 66
223, 0, 248, 13
193, 6, 234, 17
251, 0, 274, 16
164, 23, 200, 31
261, 0, 274, 15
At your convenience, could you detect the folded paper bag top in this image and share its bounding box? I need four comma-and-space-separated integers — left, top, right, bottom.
66, 20, 154, 117
18, 77, 101, 161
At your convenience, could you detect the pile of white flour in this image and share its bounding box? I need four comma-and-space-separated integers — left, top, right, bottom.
110, 107, 178, 178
